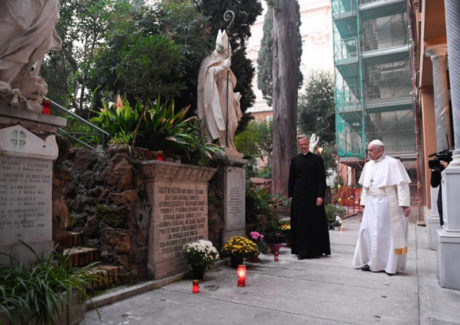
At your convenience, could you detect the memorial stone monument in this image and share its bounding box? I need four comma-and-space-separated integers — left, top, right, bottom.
141, 161, 216, 279
0, 108, 66, 263
0, 0, 64, 263
222, 164, 246, 242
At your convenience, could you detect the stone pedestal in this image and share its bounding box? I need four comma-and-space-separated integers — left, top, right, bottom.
0, 106, 66, 264
437, 164, 460, 290
222, 166, 246, 243
427, 186, 440, 250
141, 161, 216, 279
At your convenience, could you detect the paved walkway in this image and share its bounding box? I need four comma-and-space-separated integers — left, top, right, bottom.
82, 215, 460, 325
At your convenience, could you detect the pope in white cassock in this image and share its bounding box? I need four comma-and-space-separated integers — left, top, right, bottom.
352, 139, 411, 275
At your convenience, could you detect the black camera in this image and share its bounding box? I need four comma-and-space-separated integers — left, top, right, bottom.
428, 149, 452, 172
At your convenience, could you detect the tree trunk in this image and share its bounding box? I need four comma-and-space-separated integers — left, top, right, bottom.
271, 0, 299, 196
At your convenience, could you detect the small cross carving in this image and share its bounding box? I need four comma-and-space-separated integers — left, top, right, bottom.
10, 129, 26, 148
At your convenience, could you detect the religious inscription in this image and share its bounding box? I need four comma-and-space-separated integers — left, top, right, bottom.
154, 185, 207, 259
0, 156, 52, 245
228, 187, 242, 216
224, 167, 245, 230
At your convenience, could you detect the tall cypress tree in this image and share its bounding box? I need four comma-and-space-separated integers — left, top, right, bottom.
257, 1, 303, 107
257, 7, 274, 106
271, 0, 301, 196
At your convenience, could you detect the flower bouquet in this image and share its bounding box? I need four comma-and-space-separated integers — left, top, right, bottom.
249, 231, 268, 255
279, 220, 292, 247
263, 219, 285, 244
221, 236, 259, 267
261, 219, 285, 253
183, 239, 219, 279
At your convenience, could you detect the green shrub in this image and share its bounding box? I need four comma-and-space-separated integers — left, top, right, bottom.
0, 241, 99, 324
325, 204, 346, 229
90, 97, 222, 163
261, 219, 285, 244
245, 183, 274, 227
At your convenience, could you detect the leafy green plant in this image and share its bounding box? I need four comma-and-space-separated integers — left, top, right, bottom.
91, 96, 222, 163
0, 241, 99, 324
109, 129, 134, 145
245, 181, 275, 230
90, 97, 140, 136
166, 118, 223, 164
133, 98, 190, 150
256, 166, 272, 178
272, 194, 291, 208
325, 204, 346, 229
262, 219, 285, 244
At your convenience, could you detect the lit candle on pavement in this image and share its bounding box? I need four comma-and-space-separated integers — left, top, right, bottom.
192, 279, 199, 293
237, 265, 246, 287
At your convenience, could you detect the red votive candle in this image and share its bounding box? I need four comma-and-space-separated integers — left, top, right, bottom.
192, 279, 199, 293
157, 151, 164, 161
237, 264, 246, 287
42, 99, 51, 115
274, 251, 279, 262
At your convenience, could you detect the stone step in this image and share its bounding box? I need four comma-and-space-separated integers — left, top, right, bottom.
87, 265, 119, 290
63, 247, 100, 267
54, 231, 83, 250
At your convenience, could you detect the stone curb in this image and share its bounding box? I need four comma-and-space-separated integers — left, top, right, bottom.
86, 259, 228, 310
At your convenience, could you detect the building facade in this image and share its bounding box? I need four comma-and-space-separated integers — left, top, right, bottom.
246, 0, 334, 121
411, 0, 460, 290
332, 0, 420, 215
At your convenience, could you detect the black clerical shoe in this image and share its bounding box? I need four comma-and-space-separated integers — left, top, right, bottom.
385, 272, 395, 276
361, 264, 371, 272
297, 255, 307, 260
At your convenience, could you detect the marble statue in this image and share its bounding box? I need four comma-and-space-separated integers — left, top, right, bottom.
0, 0, 62, 113
309, 134, 319, 153
197, 30, 243, 158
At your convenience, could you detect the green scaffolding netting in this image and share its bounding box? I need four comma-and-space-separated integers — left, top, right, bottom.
332, 0, 416, 160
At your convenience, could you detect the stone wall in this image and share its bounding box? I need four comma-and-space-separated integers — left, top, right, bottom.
53, 143, 153, 279
53, 142, 221, 280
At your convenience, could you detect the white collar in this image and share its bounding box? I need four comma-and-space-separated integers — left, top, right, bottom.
372, 154, 385, 163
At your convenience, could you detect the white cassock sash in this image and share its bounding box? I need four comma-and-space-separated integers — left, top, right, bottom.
385, 186, 407, 255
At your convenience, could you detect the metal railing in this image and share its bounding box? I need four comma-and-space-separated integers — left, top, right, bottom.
46, 98, 111, 150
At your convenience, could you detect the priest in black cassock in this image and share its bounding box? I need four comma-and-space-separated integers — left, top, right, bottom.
288, 136, 331, 259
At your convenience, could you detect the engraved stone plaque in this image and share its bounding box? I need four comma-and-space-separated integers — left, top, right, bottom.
142, 161, 216, 279
0, 156, 52, 246
223, 166, 245, 242
0, 124, 59, 263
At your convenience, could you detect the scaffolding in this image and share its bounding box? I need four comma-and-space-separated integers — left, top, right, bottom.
332, 0, 416, 163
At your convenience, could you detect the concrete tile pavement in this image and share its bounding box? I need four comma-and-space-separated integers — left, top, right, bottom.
82, 216, 460, 325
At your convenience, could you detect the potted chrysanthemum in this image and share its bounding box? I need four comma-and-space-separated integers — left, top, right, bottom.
221, 236, 259, 268
182, 239, 219, 279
